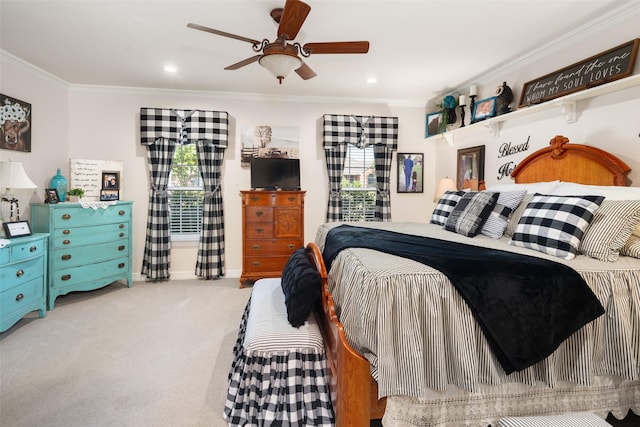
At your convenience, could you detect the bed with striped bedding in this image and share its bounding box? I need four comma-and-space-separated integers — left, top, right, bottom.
315, 220, 640, 426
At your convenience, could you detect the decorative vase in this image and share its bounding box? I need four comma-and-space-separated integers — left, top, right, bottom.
50, 168, 68, 202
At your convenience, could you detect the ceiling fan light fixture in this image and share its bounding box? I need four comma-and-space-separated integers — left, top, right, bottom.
258, 53, 302, 84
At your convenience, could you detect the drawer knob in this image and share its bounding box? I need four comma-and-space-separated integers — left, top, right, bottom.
118, 263, 125, 269
288, 196, 295, 201
63, 229, 70, 235
62, 214, 71, 220
30, 245, 37, 252
251, 244, 261, 250
118, 245, 125, 251
61, 254, 71, 261
16, 269, 24, 278
16, 293, 24, 302
119, 210, 125, 216
61, 274, 71, 281
288, 244, 295, 249
255, 228, 263, 234
119, 224, 125, 229
256, 210, 264, 217
252, 261, 260, 267
119, 232, 125, 238
63, 239, 70, 245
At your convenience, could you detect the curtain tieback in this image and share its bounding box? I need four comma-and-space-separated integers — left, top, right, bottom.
204, 184, 221, 199
150, 185, 168, 196
329, 189, 341, 197
377, 189, 389, 197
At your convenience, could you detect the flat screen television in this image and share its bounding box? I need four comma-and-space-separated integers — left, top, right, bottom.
250, 158, 301, 190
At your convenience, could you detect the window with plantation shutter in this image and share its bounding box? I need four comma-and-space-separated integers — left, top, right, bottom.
168, 144, 203, 240
341, 144, 377, 221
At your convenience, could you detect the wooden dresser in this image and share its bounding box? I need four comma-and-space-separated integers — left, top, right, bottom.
0, 233, 48, 332
240, 190, 305, 287
31, 201, 133, 309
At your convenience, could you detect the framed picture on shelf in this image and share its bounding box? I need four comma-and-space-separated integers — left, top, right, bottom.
100, 189, 119, 201
457, 145, 485, 191
397, 153, 424, 193
472, 96, 497, 122
45, 188, 60, 204
102, 171, 120, 190
425, 111, 442, 138
2, 220, 32, 238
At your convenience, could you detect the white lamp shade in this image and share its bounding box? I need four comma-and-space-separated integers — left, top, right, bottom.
434, 177, 456, 202
0, 160, 38, 190
259, 54, 302, 82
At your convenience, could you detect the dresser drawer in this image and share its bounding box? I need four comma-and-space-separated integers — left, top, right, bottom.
243, 256, 290, 274
273, 192, 303, 205
0, 257, 45, 292
0, 248, 9, 265
52, 241, 130, 269
245, 222, 274, 239
52, 205, 132, 228
245, 206, 274, 222
0, 277, 45, 319
53, 223, 129, 248
7, 239, 45, 263
244, 239, 301, 257
50, 257, 130, 290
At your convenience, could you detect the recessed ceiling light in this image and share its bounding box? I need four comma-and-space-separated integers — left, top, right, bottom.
367, 77, 378, 84
164, 65, 177, 73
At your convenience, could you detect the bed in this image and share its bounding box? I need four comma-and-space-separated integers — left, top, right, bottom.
314, 135, 640, 427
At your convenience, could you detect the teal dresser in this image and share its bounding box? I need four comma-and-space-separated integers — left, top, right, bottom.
0, 233, 48, 332
31, 201, 133, 309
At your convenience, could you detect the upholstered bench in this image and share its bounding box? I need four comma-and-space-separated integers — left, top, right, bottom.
223, 247, 334, 427
498, 411, 612, 427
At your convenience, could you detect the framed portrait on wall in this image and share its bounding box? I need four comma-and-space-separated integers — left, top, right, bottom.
457, 145, 485, 191
397, 153, 423, 193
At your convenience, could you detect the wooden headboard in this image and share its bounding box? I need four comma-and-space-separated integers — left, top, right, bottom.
511, 135, 631, 186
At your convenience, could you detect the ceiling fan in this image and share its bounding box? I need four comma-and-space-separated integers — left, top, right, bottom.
187, 0, 370, 84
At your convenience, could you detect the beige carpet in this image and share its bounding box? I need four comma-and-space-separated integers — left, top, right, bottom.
0, 278, 251, 427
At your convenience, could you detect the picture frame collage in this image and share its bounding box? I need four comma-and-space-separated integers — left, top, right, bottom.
100, 171, 120, 201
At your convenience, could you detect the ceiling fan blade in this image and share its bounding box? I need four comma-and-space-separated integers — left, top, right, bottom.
187, 23, 261, 45
295, 62, 317, 80
224, 55, 261, 70
277, 0, 311, 40
303, 41, 370, 54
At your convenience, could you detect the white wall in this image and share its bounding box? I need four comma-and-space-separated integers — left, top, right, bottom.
2, 8, 638, 279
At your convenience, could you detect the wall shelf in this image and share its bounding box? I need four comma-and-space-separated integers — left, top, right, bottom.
436, 73, 640, 142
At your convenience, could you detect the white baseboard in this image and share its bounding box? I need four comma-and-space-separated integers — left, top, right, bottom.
132, 269, 241, 282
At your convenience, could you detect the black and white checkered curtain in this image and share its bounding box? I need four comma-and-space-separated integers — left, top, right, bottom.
141, 138, 176, 280
322, 114, 398, 222
195, 141, 225, 278
140, 108, 228, 280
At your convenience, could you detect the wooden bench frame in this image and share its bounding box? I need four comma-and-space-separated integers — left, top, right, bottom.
307, 242, 386, 427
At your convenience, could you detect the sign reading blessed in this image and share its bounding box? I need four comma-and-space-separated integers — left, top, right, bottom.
518, 38, 639, 108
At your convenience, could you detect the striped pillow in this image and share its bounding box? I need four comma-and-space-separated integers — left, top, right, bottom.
579, 200, 640, 262
621, 234, 640, 258
480, 190, 527, 238
509, 194, 604, 260
445, 191, 499, 237
430, 190, 465, 226
498, 411, 612, 427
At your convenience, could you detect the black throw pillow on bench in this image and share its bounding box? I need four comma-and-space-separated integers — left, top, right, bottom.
281, 247, 322, 327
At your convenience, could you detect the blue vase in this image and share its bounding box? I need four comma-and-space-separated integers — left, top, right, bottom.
50, 168, 68, 202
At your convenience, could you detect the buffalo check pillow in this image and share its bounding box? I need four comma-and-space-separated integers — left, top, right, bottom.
480, 190, 527, 238
509, 194, 604, 260
430, 190, 466, 226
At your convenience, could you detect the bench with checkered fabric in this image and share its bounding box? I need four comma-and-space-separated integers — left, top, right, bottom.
498, 411, 612, 427
223, 278, 334, 426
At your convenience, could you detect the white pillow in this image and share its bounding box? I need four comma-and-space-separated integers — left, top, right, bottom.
486, 180, 560, 194
552, 182, 640, 200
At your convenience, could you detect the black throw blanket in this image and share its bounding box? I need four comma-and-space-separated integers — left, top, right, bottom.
323, 225, 604, 374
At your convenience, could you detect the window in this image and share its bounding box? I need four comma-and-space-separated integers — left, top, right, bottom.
168, 144, 203, 240
341, 145, 376, 221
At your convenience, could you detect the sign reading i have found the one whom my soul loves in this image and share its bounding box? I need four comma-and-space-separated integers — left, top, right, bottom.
518, 38, 639, 108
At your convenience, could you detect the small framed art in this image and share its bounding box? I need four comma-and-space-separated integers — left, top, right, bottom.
3, 220, 32, 238
100, 189, 119, 201
425, 111, 442, 138
45, 188, 60, 204
457, 145, 485, 191
472, 96, 497, 122
397, 153, 424, 193
102, 171, 120, 190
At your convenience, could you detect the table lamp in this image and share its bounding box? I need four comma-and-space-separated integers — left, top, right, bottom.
0, 159, 38, 222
